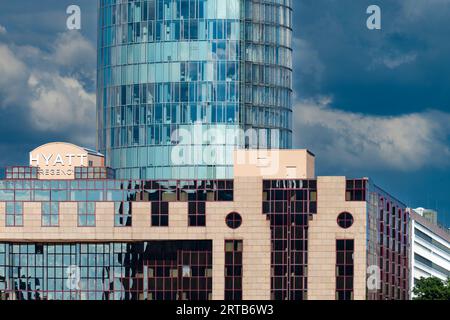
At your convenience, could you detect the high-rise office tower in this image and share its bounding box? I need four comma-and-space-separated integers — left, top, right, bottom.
97, 0, 293, 179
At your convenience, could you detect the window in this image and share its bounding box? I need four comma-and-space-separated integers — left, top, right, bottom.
376, 197, 410, 300
74, 167, 115, 179
182, 266, 192, 277
0, 241, 213, 301
5, 202, 23, 227
78, 202, 96, 227
263, 179, 314, 300
151, 202, 168, 227
42, 202, 59, 227
188, 201, 206, 227
225, 240, 243, 300
415, 228, 450, 255
414, 253, 450, 278
337, 212, 354, 229
345, 179, 366, 201
336, 239, 354, 300
114, 202, 132, 227
5, 167, 38, 180
225, 212, 242, 229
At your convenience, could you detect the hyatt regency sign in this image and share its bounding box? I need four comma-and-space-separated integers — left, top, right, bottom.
29, 142, 89, 180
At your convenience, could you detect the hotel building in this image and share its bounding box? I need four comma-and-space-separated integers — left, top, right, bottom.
0, 143, 410, 300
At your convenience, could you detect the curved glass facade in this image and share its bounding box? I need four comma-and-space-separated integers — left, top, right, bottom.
97, 0, 293, 179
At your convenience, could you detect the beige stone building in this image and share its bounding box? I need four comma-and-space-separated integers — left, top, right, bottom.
0, 143, 409, 300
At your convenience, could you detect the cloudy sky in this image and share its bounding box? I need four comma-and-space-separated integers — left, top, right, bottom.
0, 0, 449, 227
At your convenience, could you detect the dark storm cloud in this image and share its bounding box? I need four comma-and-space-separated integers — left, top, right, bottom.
292, 0, 450, 171
292, 0, 450, 114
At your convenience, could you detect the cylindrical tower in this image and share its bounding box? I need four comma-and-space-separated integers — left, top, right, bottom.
97, 0, 292, 179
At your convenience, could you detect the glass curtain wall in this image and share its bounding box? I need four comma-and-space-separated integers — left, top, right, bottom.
97, 0, 293, 179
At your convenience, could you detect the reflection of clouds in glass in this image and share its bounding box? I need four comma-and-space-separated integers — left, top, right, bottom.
182, 265, 192, 277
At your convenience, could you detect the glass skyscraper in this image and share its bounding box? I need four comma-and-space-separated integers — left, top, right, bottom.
97, 0, 293, 179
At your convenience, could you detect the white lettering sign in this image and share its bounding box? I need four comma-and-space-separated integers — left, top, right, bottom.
29, 142, 102, 180
30, 153, 87, 167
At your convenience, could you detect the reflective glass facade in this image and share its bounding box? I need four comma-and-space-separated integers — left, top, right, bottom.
97, 0, 293, 179
263, 179, 317, 300
0, 178, 234, 206
0, 241, 212, 300
365, 181, 410, 300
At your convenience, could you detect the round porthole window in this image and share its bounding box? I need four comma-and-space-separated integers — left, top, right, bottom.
337, 212, 354, 229
226, 212, 242, 229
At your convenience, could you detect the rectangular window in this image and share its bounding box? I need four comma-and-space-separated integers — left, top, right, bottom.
42, 202, 59, 227
5, 202, 23, 227
151, 202, 168, 227
188, 201, 206, 227
224, 240, 243, 300
336, 239, 354, 300
345, 179, 366, 201
114, 202, 132, 227
78, 202, 96, 227
5, 167, 38, 179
